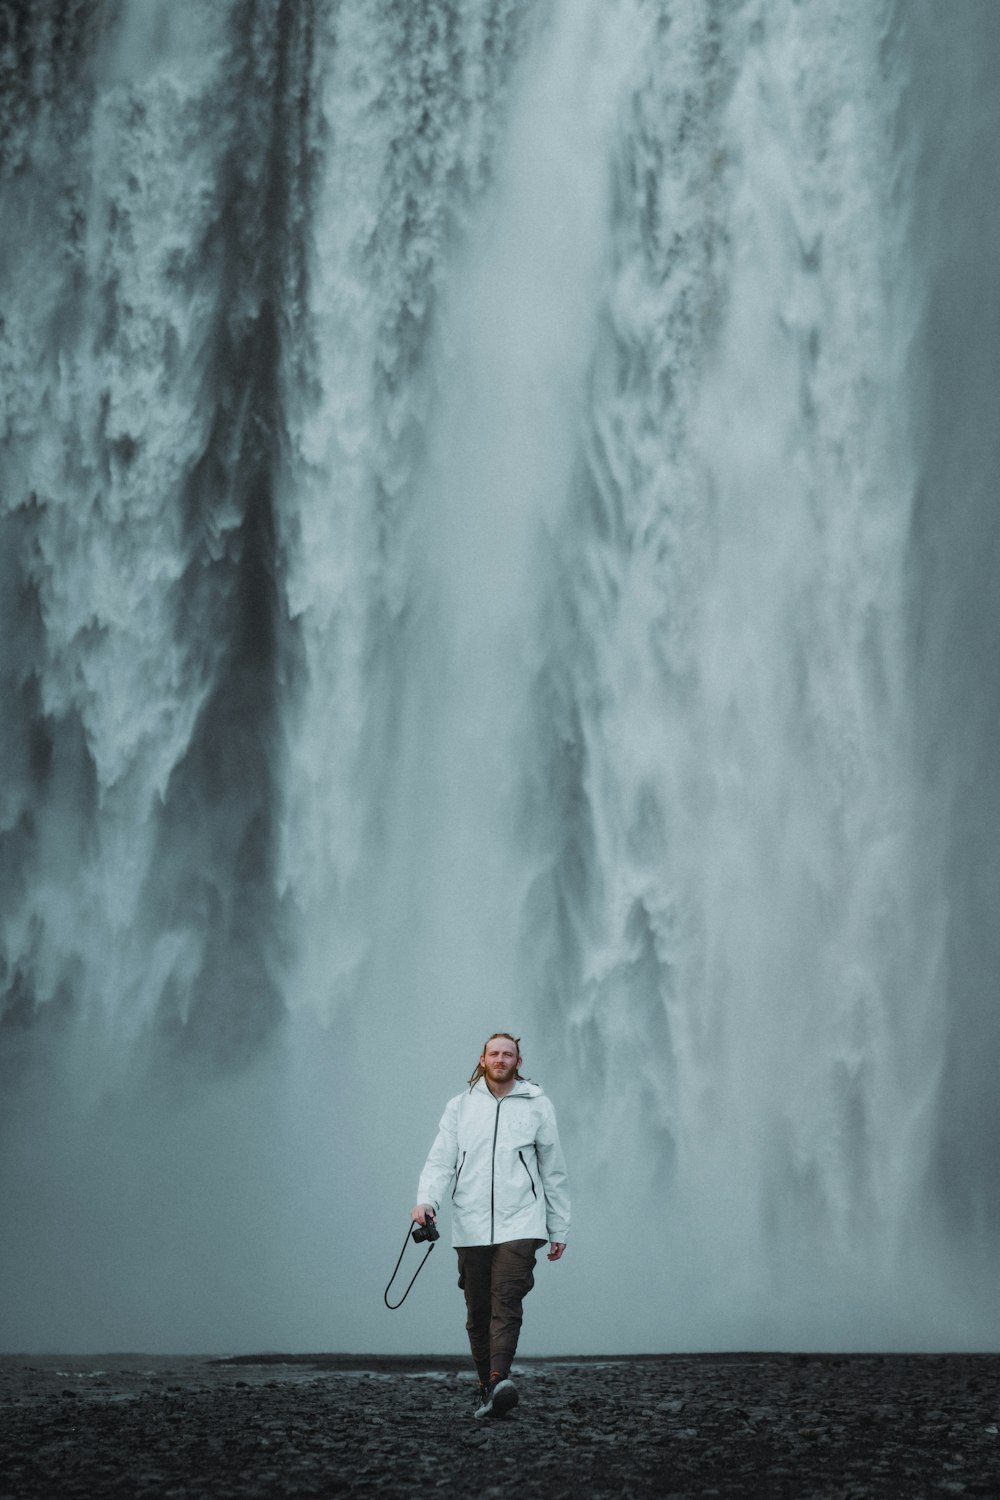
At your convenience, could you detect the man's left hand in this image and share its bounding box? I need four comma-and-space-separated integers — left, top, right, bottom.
547, 1242, 566, 1261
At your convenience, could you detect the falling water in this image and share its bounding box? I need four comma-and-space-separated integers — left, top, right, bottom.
1, 0, 999, 1354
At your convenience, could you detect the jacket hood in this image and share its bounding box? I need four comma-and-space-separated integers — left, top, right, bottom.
470, 1076, 543, 1099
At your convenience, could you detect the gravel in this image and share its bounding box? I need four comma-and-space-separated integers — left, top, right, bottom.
2, 1352, 998, 1498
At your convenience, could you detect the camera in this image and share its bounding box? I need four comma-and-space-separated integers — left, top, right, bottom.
411, 1214, 439, 1244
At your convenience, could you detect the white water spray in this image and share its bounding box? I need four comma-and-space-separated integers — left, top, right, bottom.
1, 0, 999, 1354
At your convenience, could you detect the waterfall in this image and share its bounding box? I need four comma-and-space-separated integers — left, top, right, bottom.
1, 0, 999, 1354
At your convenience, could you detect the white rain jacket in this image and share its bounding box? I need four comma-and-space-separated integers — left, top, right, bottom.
416, 1077, 571, 1248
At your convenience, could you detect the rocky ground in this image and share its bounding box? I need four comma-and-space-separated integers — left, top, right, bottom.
1, 1352, 998, 1498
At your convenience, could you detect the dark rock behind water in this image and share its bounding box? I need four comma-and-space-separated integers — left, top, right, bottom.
2, 1352, 998, 1498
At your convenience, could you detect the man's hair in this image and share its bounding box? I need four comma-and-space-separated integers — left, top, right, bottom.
468, 1032, 523, 1090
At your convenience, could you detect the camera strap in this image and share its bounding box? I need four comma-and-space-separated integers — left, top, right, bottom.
383, 1220, 437, 1310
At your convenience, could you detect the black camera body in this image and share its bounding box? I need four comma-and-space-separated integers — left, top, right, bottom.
411, 1214, 439, 1244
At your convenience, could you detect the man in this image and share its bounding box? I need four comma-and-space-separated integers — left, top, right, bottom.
411, 1032, 570, 1419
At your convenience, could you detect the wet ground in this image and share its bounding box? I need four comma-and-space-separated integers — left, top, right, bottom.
1, 1352, 998, 1498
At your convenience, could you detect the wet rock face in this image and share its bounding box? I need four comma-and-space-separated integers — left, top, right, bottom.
2, 1353, 999, 1497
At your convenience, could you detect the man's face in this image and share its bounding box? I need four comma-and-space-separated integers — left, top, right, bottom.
481, 1036, 520, 1083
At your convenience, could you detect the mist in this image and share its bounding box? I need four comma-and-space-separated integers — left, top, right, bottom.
2, 0, 1000, 1356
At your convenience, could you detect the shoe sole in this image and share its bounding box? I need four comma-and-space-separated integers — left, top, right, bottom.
489, 1380, 518, 1418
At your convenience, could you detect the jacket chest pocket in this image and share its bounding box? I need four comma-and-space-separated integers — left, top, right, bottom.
499, 1103, 536, 1147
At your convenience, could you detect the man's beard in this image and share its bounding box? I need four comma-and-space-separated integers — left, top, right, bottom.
484, 1063, 516, 1082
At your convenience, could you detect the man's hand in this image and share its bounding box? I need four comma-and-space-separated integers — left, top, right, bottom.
547, 1242, 566, 1261
411, 1204, 435, 1226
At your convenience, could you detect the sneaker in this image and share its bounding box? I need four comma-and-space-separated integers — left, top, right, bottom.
474, 1373, 519, 1420
490, 1377, 518, 1418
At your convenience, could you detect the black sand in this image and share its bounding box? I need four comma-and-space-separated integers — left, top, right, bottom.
2, 1352, 998, 1498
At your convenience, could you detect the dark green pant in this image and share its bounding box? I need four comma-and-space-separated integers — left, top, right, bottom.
456, 1239, 545, 1382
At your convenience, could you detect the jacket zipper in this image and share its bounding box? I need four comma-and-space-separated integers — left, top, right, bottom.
490, 1098, 503, 1242
518, 1149, 537, 1198
451, 1150, 466, 1201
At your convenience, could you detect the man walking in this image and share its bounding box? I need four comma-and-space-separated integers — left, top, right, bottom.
411, 1032, 570, 1418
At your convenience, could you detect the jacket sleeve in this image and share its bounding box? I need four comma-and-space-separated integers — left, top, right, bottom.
415, 1095, 460, 1213
535, 1097, 571, 1242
